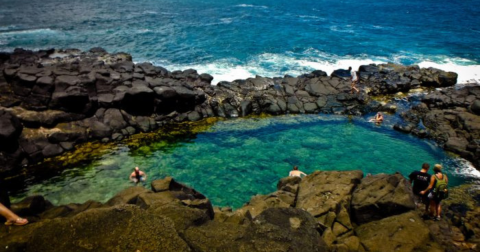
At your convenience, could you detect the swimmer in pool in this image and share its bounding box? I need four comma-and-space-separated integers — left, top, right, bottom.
129, 167, 147, 184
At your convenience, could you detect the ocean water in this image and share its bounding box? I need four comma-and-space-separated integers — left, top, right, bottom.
11, 115, 480, 208
0, 0, 479, 84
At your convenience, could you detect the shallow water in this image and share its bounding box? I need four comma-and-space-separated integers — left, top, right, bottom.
11, 114, 480, 208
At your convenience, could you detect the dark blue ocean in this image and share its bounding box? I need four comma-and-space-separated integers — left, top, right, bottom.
0, 0, 479, 84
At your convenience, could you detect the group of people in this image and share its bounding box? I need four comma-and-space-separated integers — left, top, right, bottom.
290, 163, 449, 221
409, 163, 449, 221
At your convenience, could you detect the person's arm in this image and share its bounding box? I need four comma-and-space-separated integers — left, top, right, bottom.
141, 171, 147, 179
420, 176, 436, 195
445, 174, 448, 184
289, 171, 293, 177
129, 172, 134, 181
301, 171, 307, 177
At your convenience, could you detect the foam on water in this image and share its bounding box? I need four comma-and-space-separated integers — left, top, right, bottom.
155, 50, 480, 85
418, 61, 480, 85
0, 28, 58, 36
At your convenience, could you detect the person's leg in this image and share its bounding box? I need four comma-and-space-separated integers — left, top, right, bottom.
0, 202, 17, 220
436, 201, 442, 219
429, 199, 436, 217
0, 202, 28, 225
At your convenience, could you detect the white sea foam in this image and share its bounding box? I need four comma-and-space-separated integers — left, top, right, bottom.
235, 4, 268, 9
149, 50, 480, 86
418, 61, 480, 85
0, 28, 58, 36
449, 158, 480, 179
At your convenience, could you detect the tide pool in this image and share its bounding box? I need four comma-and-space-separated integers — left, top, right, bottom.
11, 114, 480, 208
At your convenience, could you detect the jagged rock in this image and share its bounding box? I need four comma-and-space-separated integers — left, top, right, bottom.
296, 171, 363, 217
352, 173, 415, 224
238, 191, 295, 218
9, 205, 192, 252
50, 86, 91, 113
86, 119, 112, 139
188, 111, 202, 121
180, 198, 214, 220
41, 143, 64, 157
470, 100, 480, 115
239, 208, 328, 252
355, 211, 435, 252
102, 108, 127, 131
148, 202, 211, 232
0, 110, 22, 151
121, 85, 154, 115
184, 220, 247, 251
136, 191, 179, 209
277, 176, 302, 193
106, 186, 149, 206
10, 195, 50, 216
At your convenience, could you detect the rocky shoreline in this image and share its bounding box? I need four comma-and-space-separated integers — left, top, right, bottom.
1, 47, 474, 177
1, 48, 480, 251
2, 172, 480, 251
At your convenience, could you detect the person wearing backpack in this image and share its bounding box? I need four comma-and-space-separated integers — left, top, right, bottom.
420, 164, 448, 221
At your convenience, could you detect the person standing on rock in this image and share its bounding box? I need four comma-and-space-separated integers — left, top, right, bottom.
349, 67, 360, 94
408, 163, 431, 216
420, 164, 448, 221
289, 166, 307, 178
129, 167, 147, 184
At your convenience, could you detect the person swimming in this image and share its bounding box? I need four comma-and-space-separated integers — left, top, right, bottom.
129, 167, 147, 184
369, 112, 384, 123
289, 166, 307, 178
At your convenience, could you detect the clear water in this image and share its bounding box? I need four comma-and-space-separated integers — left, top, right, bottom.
0, 0, 479, 84
11, 115, 480, 208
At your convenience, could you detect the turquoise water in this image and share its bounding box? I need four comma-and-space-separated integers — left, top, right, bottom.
0, 0, 479, 83
11, 115, 480, 208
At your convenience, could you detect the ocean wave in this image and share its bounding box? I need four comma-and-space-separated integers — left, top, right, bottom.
418, 61, 480, 85
235, 4, 268, 9
446, 158, 480, 180
0, 28, 58, 36
329, 25, 355, 34
149, 50, 480, 86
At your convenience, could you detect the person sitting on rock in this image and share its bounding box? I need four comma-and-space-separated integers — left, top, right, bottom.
368, 112, 383, 123
289, 166, 307, 178
408, 163, 431, 216
1, 202, 28, 226
129, 167, 147, 184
